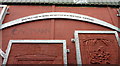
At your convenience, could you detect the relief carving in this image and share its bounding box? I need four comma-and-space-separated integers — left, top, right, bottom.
15, 54, 56, 61
83, 38, 111, 46
89, 46, 110, 64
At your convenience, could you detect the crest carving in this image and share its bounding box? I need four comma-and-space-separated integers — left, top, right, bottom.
83, 38, 111, 46
90, 46, 110, 64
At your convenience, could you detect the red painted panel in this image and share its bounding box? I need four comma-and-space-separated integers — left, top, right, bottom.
107, 8, 119, 28
1, 5, 119, 65
54, 19, 112, 64
78, 34, 119, 64
3, 6, 52, 24
0, 8, 2, 13
2, 19, 114, 65
7, 43, 63, 64
2, 20, 52, 51
55, 7, 115, 26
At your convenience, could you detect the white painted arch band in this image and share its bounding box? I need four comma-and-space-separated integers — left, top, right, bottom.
1, 12, 120, 32
0, 5, 8, 24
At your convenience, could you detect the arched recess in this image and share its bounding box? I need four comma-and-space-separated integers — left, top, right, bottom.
0, 12, 120, 32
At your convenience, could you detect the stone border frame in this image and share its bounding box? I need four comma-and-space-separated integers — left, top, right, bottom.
2, 40, 67, 66
74, 31, 120, 66
0, 5, 8, 24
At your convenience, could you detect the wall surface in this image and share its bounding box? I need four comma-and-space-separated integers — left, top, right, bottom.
1, 5, 120, 65
0, 8, 2, 13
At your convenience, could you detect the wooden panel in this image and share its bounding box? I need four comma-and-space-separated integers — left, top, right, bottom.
78, 34, 119, 64
1, 6, 119, 65
2, 19, 52, 51
3, 6, 52, 24
55, 7, 115, 26
7, 43, 63, 64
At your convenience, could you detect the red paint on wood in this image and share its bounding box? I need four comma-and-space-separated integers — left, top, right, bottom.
0, 8, 2, 13
3, 6, 52, 24
55, 7, 116, 26
1, 6, 119, 65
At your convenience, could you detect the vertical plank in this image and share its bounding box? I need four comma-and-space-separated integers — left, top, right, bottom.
51, 5, 55, 39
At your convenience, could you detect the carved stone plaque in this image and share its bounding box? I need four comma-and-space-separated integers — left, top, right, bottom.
7, 43, 63, 64
78, 34, 119, 64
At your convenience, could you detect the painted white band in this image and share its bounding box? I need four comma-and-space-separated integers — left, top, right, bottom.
0, 12, 120, 32
0, 5, 8, 24
0, 49, 6, 58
